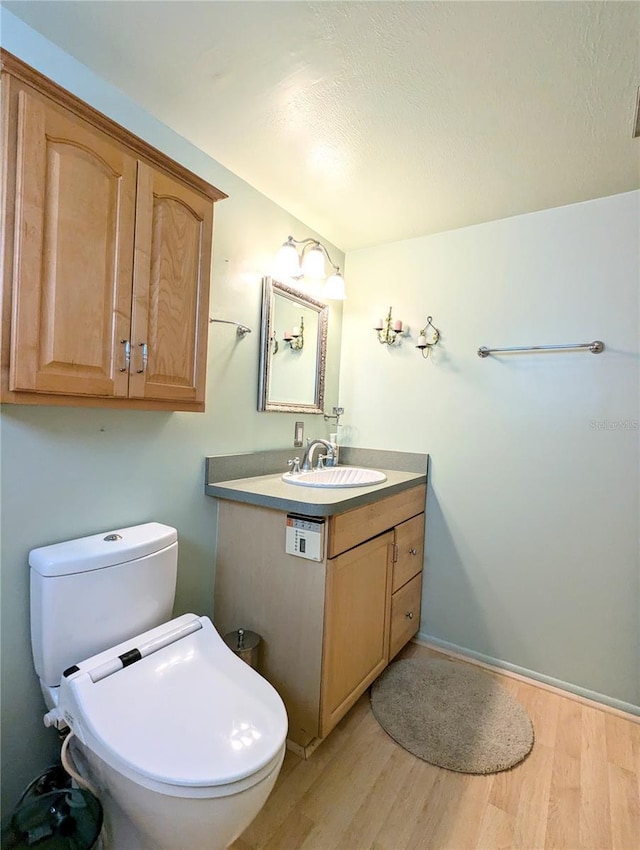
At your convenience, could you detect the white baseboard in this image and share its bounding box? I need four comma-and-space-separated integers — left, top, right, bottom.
416, 631, 640, 721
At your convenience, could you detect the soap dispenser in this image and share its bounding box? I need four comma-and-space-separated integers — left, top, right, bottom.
329, 432, 339, 466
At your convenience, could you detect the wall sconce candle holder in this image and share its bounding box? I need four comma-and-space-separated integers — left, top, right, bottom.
374, 307, 404, 345
283, 316, 304, 351
416, 316, 440, 358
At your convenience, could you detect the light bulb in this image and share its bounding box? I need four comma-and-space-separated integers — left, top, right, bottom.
300, 244, 326, 278
324, 272, 346, 300
276, 240, 301, 278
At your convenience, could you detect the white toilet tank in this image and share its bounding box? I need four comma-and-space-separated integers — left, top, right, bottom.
30, 522, 178, 689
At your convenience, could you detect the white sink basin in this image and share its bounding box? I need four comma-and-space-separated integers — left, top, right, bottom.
282, 467, 387, 488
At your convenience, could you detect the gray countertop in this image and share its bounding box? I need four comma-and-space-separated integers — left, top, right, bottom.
205, 467, 427, 517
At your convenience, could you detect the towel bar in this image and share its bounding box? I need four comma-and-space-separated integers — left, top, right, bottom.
477, 341, 604, 358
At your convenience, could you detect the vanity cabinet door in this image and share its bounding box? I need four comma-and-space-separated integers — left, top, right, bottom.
9, 86, 137, 397
129, 163, 212, 404
320, 531, 393, 738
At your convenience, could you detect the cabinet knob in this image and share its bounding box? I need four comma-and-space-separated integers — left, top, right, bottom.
409, 548, 417, 556
405, 611, 414, 619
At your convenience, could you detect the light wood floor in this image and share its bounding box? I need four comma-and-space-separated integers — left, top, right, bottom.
231, 643, 640, 850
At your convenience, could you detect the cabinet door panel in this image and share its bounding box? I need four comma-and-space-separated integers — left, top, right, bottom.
129, 163, 212, 403
10, 88, 136, 396
321, 531, 392, 737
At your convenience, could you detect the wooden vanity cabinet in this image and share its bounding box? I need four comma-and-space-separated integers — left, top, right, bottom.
0, 51, 224, 411
214, 483, 426, 752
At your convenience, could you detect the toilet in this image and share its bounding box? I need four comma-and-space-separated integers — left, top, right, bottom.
29, 522, 288, 850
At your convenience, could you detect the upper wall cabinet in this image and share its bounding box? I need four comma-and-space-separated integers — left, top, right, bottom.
0, 51, 226, 412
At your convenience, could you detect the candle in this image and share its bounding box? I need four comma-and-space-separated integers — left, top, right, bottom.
283, 330, 292, 341
374, 318, 384, 330
393, 319, 403, 332
292, 325, 300, 337
418, 334, 427, 347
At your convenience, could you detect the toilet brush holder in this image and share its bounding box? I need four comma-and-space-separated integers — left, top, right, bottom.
223, 628, 261, 671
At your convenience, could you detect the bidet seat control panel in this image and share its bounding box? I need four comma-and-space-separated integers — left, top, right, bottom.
285, 515, 325, 561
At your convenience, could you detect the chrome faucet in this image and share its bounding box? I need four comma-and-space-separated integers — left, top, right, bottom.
301, 438, 335, 471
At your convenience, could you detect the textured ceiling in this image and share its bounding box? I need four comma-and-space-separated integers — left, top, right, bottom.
4, 1, 639, 251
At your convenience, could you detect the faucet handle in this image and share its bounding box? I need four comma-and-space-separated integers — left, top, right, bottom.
316, 454, 327, 470
287, 457, 301, 474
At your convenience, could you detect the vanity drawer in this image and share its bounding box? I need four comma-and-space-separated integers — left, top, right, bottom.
389, 572, 422, 659
392, 514, 425, 593
327, 484, 426, 558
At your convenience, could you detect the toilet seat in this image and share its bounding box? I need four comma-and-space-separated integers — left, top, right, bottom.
58, 615, 288, 799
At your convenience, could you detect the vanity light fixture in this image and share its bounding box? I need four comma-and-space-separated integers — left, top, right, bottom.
283, 317, 304, 351
276, 236, 346, 300
416, 316, 440, 359
374, 307, 404, 345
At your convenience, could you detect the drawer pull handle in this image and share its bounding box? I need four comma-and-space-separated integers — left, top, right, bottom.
405, 611, 414, 619
119, 339, 130, 373
409, 548, 417, 556
137, 341, 148, 374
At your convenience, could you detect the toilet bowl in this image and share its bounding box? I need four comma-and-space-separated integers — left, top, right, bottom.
29, 523, 288, 850
58, 615, 288, 850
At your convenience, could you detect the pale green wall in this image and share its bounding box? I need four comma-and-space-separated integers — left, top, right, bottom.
340, 191, 640, 713
0, 11, 343, 815
3, 3, 639, 824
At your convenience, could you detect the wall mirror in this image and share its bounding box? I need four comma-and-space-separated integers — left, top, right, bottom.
258, 277, 328, 413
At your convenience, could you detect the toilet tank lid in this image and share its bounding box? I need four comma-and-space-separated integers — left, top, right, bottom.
29, 523, 177, 577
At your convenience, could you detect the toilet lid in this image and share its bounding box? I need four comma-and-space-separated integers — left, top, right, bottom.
61, 617, 288, 790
